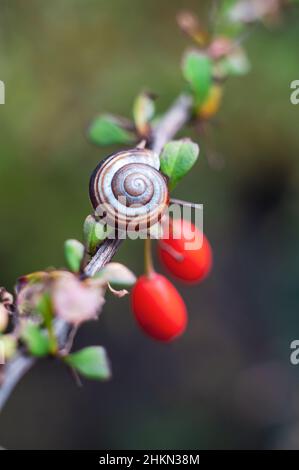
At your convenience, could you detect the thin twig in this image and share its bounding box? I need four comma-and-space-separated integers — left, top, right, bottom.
84, 238, 123, 278
152, 93, 192, 155
0, 356, 35, 411
0, 319, 69, 411
0, 92, 193, 412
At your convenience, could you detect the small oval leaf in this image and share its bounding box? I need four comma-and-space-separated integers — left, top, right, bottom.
65, 346, 111, 381
160, 139, 200, 190
21, 322, 51, 357
0, 334, 17, 360
83, 215, 111, 255
216, 47, 250, 77
133, 92, 155, 137
96, 262, 136, 287
182, 50, 212, 106
198, 84, 223, 120
64, 239, 84, 273
88, 114, 136, 146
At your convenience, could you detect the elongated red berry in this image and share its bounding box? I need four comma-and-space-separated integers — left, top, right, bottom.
131, 273, 187, 341
158, 219, 212, 283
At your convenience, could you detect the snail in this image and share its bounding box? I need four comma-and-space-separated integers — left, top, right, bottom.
89, 148, 169, 232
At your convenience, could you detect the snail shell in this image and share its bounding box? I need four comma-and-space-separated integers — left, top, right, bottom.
89, 148, 169, 231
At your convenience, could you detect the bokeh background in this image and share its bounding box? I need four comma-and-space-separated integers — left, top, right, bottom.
0, 0, 299, 450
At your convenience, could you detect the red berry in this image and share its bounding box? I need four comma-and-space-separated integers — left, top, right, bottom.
131, 273, 187, 342
158, 219, 212, 283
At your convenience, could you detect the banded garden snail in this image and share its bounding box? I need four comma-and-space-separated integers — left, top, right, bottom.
89, 148, 169, 232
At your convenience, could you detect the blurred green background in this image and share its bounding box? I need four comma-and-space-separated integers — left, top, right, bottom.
1, 0, 299, 450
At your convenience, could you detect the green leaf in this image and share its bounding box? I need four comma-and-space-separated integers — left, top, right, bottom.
88, 114, 135, 146
216, 47, 250, 77
213, 0, 244, 37
21, 322, 51, 357
95, 262, 136, 287
217, 0, 239, 20
160, 139, 200, 190
83, 215, 112, 255
182, 51, 212, 106
133, 92, 155, 136
64, 239, 84, 273
65, 346, 111, 381
0, 334, 17, 360
37, 292, 53, 324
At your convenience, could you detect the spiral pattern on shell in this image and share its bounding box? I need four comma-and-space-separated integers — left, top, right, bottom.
89, 149, 169, 231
